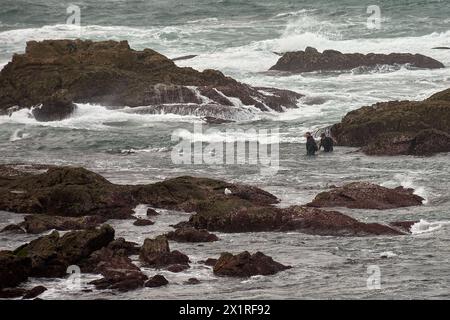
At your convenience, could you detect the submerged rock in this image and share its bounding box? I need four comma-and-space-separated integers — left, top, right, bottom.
307, 182, 424, 209
270, 47, 444, 73
330, 89, 450, 156
22, 286, 47, 299
133, 219, 154, 226
213, 251, 291, 277
166, 227, 219, 243
0, 39, 302, 118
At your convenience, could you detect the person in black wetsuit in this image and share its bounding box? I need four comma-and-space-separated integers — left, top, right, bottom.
319, 133, 334, 152
305, 132, 318, 156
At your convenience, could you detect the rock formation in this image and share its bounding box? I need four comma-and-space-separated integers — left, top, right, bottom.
307, 182, 424, 209
270, 47, 444, 73
330, 88, 450, 156
213, 251, 291, 277
0, 39, 302, 121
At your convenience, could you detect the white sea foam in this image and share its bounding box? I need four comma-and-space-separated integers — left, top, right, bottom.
0, 103, 203, 129
9, 128, 30, 142
410, 219, 450, 235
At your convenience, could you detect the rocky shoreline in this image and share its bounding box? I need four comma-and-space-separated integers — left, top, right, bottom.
0, 164, 424, 297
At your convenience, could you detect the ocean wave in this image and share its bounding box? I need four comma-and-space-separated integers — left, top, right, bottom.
0, 103, 204, 130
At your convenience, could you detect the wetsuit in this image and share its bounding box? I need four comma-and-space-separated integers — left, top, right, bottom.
306, 136, 318, 155
319, 137, 334, 152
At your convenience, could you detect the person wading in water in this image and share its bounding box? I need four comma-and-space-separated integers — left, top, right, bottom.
318, 133, 334, 152
305, 132, 318, 156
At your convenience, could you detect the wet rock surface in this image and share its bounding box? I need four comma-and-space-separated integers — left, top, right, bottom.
0, 39, 302, 118
0, 166, 279, 219
270, 47, 444, 73
145, 275, 169, 288
307, 182, 424, 209
213, 251, 291, 277
139, 235, 190, 269
166, 227, 219, 242
1, 214, 108, 234
330, 89, 450, 156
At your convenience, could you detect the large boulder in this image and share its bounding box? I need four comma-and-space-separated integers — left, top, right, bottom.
0, 251, 32, 289
270, 47, 444, 73
139, 235, 190, 269
213, 251, 291, 277
307, 182, 424, 209
13, 225, 114, 277
0, 39, 302, 118
330, 89, 450, 156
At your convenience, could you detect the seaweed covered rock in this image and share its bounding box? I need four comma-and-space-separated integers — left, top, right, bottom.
213, 251, 291, 277
307, 182, 424, 209
270, 47, 444, 73
0, 39, 302, 119
330, 89, 450, 156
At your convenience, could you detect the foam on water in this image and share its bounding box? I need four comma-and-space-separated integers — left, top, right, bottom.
411, 219, 450, 235
0, 103, 203, 130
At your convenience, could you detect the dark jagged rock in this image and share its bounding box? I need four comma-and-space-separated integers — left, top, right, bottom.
203, 116, 234, 124
171, 54, 198, 62
213, 251, 291, 277
270, 47, 444, 73
330, 89, 450, 156
0, 39, 302, 118
167, 264, 190, 273
105, 238, 141, 256
133, 219, 154, 226
0, 288, 27, 298
202, 258, 218, 267
22, 286, 47, 299
0, 251, 32, 289
184, 278, 200, 285
146, 208, 159, 216
145, 275, 169, 288
13, 225, 114, 278
1, 224, 25, 233
307, 182, 424, 210
2, 214, 107, 234
166, 227, 219, 243
389, 221, 418, 234
139, 235, 190, 269
0, 166, 136, 219
30, 90, 76, 122
81, 240, 147, 292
